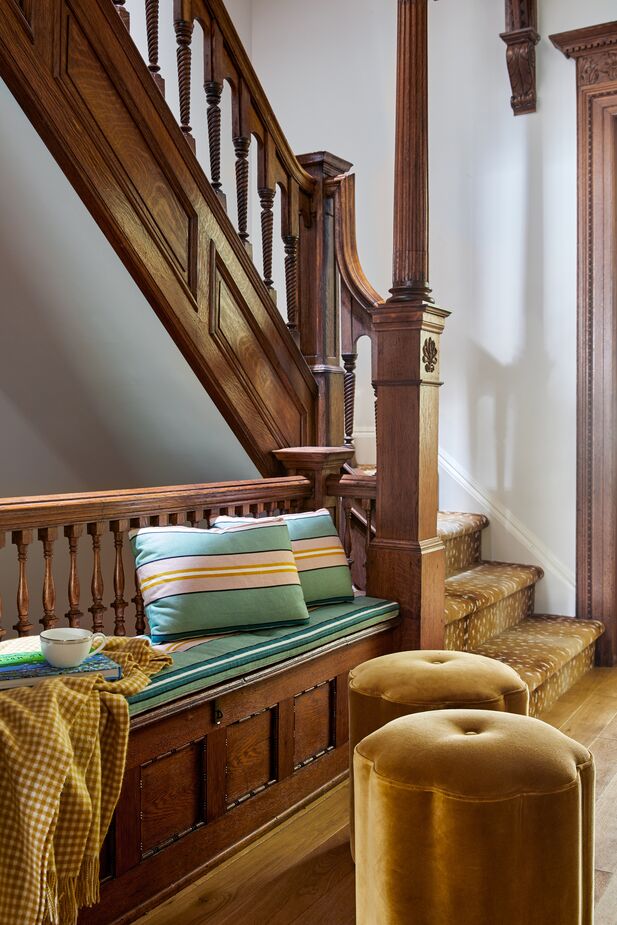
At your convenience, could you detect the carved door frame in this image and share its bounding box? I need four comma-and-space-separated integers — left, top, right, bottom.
551, 23, 617, 665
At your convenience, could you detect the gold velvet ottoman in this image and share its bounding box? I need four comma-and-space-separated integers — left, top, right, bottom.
348, 650, 529, 853
354, 710, 595, 925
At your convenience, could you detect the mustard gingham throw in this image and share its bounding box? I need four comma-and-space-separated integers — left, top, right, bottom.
0, 637, 172, 925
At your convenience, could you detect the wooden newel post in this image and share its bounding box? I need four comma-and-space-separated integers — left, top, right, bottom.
367, 0, 449, 650
273, 447, 354, 518
296, 152, 353, 447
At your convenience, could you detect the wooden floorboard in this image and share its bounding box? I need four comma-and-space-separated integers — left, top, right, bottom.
137, 668, 617, 925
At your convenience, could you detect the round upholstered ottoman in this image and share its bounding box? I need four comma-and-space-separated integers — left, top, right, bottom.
348, 650, 528, 853
354, 710, 594, 925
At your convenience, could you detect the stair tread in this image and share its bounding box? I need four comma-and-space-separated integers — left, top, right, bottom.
445, 561, 544, 624
438, 512, 489, 541
471, 615, 604, 693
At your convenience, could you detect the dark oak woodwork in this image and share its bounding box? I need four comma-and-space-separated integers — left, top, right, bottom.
38, 527, 57, 631
140, 742, 205, 853
0, 477, 315, 640
110, 520, 128, 636
12, 529, 32, 637
259, 186, 276, 291
233, 135, 251, 246
368, 0, 448, 650
501, 0, 540, 116
174, 8, 196, 151
293, 682, 333, 768
64, 524, 83, 627
551, 22, 617, 665
0, 0, 318, 477
332, 172, 383, 451
297, 152, 352, 447
226, 709, 275, 805
78, 617, 397, 925
145, 0, 164, 95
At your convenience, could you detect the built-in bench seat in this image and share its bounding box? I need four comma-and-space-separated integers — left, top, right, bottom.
128, 596, 399, 716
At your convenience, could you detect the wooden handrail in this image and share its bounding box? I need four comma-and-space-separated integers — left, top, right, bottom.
326, 472, 376, 501
193, 0, 315, 196
0, 477, 313, 531
332, 173, 384, 322
0, 476, 314, 640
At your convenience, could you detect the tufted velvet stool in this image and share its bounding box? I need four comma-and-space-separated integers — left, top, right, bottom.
348, 650, 529, 854
354, 710, 595, 925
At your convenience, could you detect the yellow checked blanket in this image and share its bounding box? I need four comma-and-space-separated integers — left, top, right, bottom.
0, 638, 172, 925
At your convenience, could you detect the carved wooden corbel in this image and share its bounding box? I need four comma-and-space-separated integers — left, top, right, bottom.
500, 0, 540, 115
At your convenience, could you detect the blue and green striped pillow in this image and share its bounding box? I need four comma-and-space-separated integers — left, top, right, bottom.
213, 509, 354, 607
130, 519, 310, 643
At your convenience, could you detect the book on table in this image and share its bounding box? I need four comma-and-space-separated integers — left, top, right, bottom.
0, 651, 122, 689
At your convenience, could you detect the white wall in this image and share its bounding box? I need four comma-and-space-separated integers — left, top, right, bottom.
0, 76, 258, 496
244, 0, 617, 614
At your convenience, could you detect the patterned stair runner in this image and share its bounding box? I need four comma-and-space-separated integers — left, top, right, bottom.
437, 512, 604, 716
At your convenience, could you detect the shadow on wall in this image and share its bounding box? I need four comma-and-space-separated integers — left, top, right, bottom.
466, 131, 553, 529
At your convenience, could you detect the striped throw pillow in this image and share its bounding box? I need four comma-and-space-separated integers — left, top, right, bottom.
130, 520, 310, 643
213, 509, 354, 607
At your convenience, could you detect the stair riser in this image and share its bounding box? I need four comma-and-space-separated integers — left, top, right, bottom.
531, 644, 597, 717
444, 529, 483, 578
444, 585, 535, 651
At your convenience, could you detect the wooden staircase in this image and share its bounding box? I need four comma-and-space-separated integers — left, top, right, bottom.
440, 512, 604, 715
0, 0, 604, 707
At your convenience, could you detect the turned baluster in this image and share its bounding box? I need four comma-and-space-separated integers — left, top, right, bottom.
64, 525, 83, 627
112, 0, 130, 29
205, 81, 224, 200
283, 234, 299, 334
174, 14, 195, 150
38, 528, 58, 631
88, 523, 107, 633
342, 499, 353, 567
342, 353, 357, 446
110, 520, 129, 636
132, 575, 146, 635
0, 533, 4, 641
363, 497, 374, 570
259, 187, 275, 292
12, 530, 33, 636
145, 0, 165, 95
234, 136, 251, 247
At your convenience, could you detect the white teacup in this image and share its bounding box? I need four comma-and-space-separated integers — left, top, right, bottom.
40, 628, 107, 669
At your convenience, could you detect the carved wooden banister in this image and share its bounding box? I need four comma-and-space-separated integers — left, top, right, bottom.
325, 473, 376, 593
0, 476, 315, 640
331, 172, 384, 448
0, 477, 312, 531
192, 0, 315, 196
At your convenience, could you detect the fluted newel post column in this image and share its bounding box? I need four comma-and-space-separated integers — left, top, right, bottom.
367, 0, 449, 650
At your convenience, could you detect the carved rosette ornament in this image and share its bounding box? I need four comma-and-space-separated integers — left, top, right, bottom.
500, 0, 539, 116
422, 337, 438, 373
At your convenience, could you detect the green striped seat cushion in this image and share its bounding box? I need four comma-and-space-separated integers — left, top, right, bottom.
130, 519, 309, 643
213, 509, 354, 607
128, 596, 399, 716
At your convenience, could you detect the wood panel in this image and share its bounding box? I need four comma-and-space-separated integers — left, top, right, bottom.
140, 742, 206, 854
80, 619, 398, 925
293, 682, 333, 768
551, 23, 617, 665
225, 709, 275, 806
0, 0, 317, 476
131, 668, 617, 925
